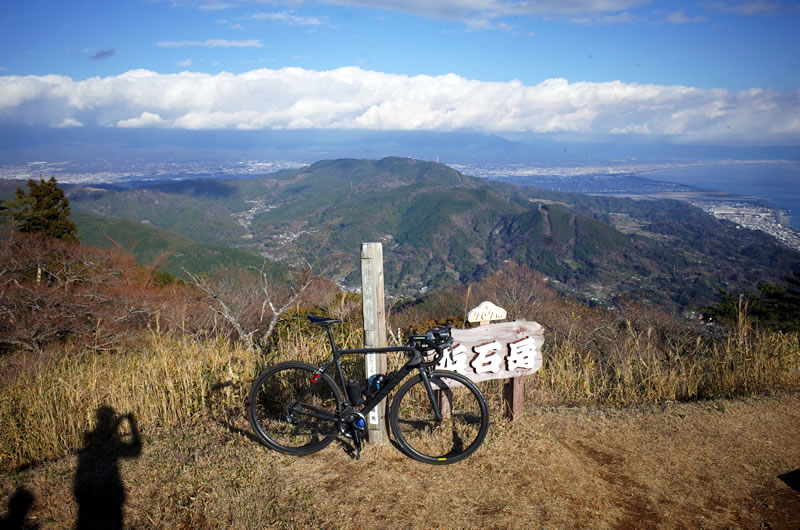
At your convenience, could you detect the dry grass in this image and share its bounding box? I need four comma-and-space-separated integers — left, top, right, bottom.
2, 394, 798, 528
2, 301, 799, 473
2, 289, 800, 527
532, 322, 800, 407
0, 334, 258, 471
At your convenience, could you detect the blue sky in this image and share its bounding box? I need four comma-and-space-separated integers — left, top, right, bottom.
1, 0, 799, 145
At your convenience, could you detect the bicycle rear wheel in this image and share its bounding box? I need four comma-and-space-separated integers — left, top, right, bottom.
248, 361, 342, 456
389, 370, 489, 465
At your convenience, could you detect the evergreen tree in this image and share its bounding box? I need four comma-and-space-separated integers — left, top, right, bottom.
704, 272, 800, 333
3, 177, 78, 242
761, 272, 800, 332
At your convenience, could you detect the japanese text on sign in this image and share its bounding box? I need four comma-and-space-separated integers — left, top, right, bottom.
439, 321, 545, 383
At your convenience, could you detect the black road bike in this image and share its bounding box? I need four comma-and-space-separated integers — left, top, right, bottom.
248, 314, 490, 465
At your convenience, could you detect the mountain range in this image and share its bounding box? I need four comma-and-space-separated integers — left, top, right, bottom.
4, 157, 799, 311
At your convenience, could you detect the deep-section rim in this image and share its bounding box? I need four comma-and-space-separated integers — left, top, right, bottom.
389, 370, 489, 465
248, 361, 342, 456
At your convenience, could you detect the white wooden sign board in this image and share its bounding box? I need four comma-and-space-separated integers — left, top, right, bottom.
467, 301, 507, 324
438, 321, 545, 384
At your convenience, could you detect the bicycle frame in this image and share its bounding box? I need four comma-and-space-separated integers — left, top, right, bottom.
294, 324, 444, 425
249, 317, 487, 463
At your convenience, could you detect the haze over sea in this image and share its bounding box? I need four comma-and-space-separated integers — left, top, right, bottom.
640, 162, 800, 230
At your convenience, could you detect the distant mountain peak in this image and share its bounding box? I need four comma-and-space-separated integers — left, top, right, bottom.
299, 156, 474, 190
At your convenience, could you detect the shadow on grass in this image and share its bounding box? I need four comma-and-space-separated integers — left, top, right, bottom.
778, 469, 800, 492
73, 406, 141, 530
216, 418, 264, 445
0, 486, 37, 530
210, 381, 265, 445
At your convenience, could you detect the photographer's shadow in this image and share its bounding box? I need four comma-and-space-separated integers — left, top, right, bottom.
0, 487, 37, 530
73, 406, 141, 530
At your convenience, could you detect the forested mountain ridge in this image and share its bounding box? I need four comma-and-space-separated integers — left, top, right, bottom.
5, 157, 798, 310
73, 212, 281, 277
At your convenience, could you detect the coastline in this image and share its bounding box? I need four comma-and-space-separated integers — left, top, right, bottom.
638, 162, 800, 230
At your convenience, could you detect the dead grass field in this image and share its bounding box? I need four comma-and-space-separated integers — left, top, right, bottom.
3, 393, 798, 529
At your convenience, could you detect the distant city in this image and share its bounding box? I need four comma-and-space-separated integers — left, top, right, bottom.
1, 156, 798, 252
692, 202, 800, 251
0, 158, 307, 186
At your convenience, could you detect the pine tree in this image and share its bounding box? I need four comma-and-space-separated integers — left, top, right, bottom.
705, 272, 800, 333
3, 176, 78, 242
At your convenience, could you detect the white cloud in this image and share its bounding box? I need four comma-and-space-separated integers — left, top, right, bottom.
117, 112, 167, 128
251, 11, 326, 25
0, 68, 797, 144
167, 0, 651, 26
324, 0, 651, 22
701, 1, 782, 15
177, 58, 193, 67
597, 12, 636, 24
465, 17, 513, 31
55, 117, 84, 128
571, 11, 637, 24
198, 0, 236, 10
665, 10, 708, 23
156, 39, 264, 47
610, 123, 651, 134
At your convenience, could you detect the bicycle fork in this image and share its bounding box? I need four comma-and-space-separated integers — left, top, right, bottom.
419, 369, 444, 422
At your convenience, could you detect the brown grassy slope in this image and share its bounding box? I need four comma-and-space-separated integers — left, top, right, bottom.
3, 394, 798, 529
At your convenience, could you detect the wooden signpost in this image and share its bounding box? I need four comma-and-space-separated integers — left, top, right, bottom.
444, 320, 544, 383
360, 242, 388, 444
454, 303, 543, 420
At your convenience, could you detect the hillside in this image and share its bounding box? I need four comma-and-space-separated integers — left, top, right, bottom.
73, 212, 280, 277
25, 157, 800, 309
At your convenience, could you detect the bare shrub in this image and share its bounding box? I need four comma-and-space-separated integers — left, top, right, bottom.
0, 232, 212, 354
469, 263, 556, 321
184, 263, 341, 351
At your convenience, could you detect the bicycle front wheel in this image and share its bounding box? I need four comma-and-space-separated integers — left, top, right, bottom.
389, 370, 489, 465
248, 361, 342, 456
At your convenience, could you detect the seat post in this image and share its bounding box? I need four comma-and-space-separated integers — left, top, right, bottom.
324, 324, 338, 352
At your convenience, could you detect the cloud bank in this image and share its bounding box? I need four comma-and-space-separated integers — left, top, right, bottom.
170, 0, 790, 27
1, 67, 798, 144
326, 0, 649, 19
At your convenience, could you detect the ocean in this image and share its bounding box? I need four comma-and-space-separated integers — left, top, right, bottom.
640, 162, 800, 230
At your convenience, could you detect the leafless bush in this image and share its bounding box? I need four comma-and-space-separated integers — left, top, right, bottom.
0, 232, 211, 354
184, 262, 339, 351
469, 263, 556, 321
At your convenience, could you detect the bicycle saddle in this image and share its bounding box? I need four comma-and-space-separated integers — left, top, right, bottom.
307, 314, 343, 326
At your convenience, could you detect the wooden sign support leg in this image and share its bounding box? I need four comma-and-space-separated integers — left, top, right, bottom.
434, 388, 452, 420
502, 376, 524, 421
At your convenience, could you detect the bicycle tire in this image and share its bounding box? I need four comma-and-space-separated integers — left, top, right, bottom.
248, 361, 342, 456
389, 370, 489, 465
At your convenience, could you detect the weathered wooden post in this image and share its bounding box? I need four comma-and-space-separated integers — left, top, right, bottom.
502, 368, 525, 420
360, 242, 388, 444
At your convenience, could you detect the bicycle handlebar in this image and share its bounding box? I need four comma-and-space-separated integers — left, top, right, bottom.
409, 325, 453, 367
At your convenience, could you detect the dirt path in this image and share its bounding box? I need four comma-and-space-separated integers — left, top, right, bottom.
3, 394, 799, 528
